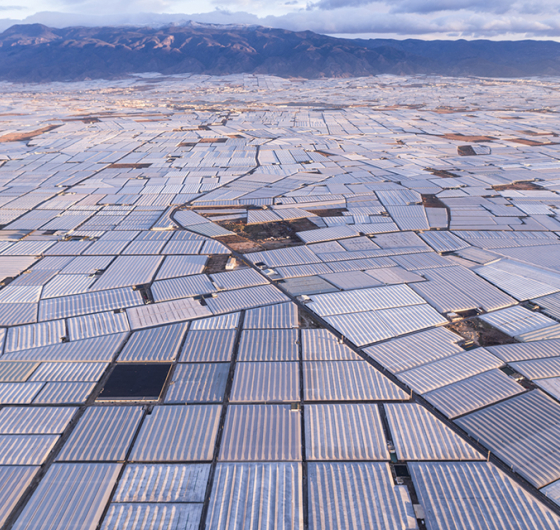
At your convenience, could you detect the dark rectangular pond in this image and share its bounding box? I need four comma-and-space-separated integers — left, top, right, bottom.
97, 363, 172, 401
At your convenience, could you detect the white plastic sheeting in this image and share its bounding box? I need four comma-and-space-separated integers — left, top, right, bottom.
205, 285, 289, 314
152, 274, 216, 303
165, 363, 229, 403
33, 382, 95, 404
113, 463, 210, 502
424, 369, 525, 419
364, 327, 463, 373
480, 305, 557, 338
179, 330, 237, 363
0, 406, 77, 434
475, 261, 560, 301
0, 466, 39, 527
237, 330, 298, 362
118, 322, 187, 362
0, 435, 59, 465
397, 348, 504, 394
126, 298, 212, 329
244, 302, 298, 329
219, 405, 301, 462
308, 462, 417, 530
230, 362, 300, 402
303, 361, 408, 401
0, 382, 45, 404
488, 340, 560, 362
246, 246, 320, 268
156, 255, 208, 280
3, 333, 128, 362
410, 462, 560, 530
130, 405, 221, 462
6, 320, 66, 353
308, 284, 426, 317
90, 256, 163, 291
39, 288, 143, 321
305, 404, 388, 460
415, 265, 515, 312
41, 275, 95, 299
12, 463, 122, 530
57, 406, 143, 462
29, 362, 108, 382
301, 328, 361, 361
100, 503, 202, 530
206, 463, 303, 530
419, 231, 470, 253
297, 225, 360, 244
68, 310, 130, 340
385, 404, 483, 461
190, 313, 240, 331
324, 304, 447, 347
211, 268, 268, 290
456, 390, 560, 488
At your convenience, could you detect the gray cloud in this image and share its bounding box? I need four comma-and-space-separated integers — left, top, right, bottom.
308, 0, 374, 10
516, 1, 560, 15
261, 7, 560, 37
309, 0, 558, 16
387, 0, 512, 14
0, 2, 559, 39
78, 0, 171, 12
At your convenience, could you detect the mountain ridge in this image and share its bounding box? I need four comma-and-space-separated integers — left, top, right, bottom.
1, 22, 560, 82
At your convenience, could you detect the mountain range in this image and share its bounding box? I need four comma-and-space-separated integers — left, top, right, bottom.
1, 22, 560, 82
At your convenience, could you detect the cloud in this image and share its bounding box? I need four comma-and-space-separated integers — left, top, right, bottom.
387, 0, 512, 14
308, 0, 375, 10
52, 0, 174, 14
308, 0, 559, 16
0, 9, 262, 31
257, 6, 560, 37
0, 2, 559, 40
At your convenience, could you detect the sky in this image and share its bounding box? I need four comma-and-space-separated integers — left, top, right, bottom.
1, 0, 559, 40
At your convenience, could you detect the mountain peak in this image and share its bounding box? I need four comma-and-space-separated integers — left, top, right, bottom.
1, 22, 559, 82
1, 23, 62, 46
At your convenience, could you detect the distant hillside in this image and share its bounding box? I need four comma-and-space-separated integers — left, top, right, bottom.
356, 38, 560, 78
1, 22, 560, 82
